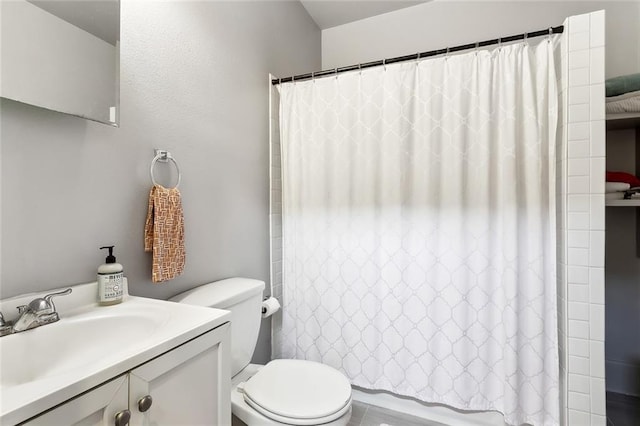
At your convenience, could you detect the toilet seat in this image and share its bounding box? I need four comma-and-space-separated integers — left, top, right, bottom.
241, 359, 352, 426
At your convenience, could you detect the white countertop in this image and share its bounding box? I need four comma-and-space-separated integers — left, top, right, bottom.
0, 280, 230, 425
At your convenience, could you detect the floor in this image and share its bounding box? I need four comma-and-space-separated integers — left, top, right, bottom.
607, 392, 640, 426
347, 400, 448, 426
234, 395, 639, 426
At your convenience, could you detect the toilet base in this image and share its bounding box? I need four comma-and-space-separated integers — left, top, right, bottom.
231, 363, 352, 426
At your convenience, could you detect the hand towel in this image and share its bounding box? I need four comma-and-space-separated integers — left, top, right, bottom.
605, 73, 640, 97
605, 90, 640, 114
606, 171, 640, 187
605, 182, 631, 193
144, 185, 185, 283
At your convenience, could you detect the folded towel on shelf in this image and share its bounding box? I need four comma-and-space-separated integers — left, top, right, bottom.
144, 185, 185, 283
605, 182, 631, 193
606, 90, 640, 114
605, 73, 640, 97
606, 171, 640, 187
606, 192, 625, 201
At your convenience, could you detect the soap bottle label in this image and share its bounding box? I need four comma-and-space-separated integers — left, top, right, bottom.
98, 272, 124, 302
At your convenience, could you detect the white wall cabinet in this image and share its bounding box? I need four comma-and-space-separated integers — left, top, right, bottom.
22, 324, 231, 426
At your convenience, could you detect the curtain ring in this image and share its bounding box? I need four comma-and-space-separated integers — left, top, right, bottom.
311, 71, 315, 83
383, 59, 387, 71
548, 27, 553, 42
474, 42, 480, 56
334, 68, 338, 79
445, 47, 450, 59
358, 63, 362, 75
497, 37, 502, 50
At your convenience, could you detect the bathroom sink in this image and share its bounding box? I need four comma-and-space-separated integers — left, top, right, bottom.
0, 307, 163, 387
0, 280, 230, 425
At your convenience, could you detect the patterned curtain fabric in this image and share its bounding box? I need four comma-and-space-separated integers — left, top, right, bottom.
276, 40, 559, 426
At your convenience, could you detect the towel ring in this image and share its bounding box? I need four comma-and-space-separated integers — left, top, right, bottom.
150, 150, 181, 189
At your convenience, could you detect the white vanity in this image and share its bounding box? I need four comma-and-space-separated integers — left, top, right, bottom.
0, 280, 231, 425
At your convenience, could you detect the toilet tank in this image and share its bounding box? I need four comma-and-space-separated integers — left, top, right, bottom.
170, 278, 265, 377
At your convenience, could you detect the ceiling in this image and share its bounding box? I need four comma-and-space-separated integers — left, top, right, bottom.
300, 0, 429, 30
28, 0, 119, 45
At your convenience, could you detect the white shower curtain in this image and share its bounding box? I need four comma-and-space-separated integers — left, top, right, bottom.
276, 40, 559, 426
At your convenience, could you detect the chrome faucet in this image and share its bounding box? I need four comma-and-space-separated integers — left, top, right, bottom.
0, 312, 12, 337
12, 288, 72, 333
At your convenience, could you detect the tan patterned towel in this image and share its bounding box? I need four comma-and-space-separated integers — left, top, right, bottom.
144, 185, 185, 283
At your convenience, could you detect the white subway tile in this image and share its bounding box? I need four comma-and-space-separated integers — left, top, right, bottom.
590, 120, 606, 157
568, 303, 590, 322
589, 267, 605, 304
591, 414, 607, 426
569, 32, 590, 52
569, 104, 590, 123
590, 84, 605, 121
569, 248, 589, 266
590, 195, 605, 230
569, 86, 590, 105
590, 11, 605, 47
568, 391, 590, 411
569, 176, 590, 194
568, 230, 589, 248
589, 231, 605, 268
589, 158, 605, 194
568, 158, 589, 176
568, 140, 590, 158
568, 195, 590, 212
568, 355, 589, 375
589, 47, 605, 84
569, 14, 590, 33
590, 377, 606, 415
569, 68, 590, 87
568, 212, 589, 230
568, 266, 589, 284
568, 122, 590, 141
568, 373, 590, 393
590, 340, 605, 378
568, 319, 589, 339
568, 409, 590, 425
589, 304, 605, 340
569, 49, 589, 69
568, 284, 589, 302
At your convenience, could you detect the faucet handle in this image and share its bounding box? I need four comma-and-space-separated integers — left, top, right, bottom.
42, 288, 72, 313
0, 312, 5, 326
24, 288, 73, 315
17, 305, 28, 314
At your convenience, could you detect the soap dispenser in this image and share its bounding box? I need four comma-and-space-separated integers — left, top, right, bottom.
97, 245, 124, 305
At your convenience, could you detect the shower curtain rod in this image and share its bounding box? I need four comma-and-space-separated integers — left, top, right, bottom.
272, 25, 564, 85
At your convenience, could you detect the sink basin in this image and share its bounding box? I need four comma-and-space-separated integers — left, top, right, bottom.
0, 280, 230, 425
0, 306, 165, 387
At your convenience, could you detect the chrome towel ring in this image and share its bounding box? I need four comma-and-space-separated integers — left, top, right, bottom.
150, 149, 181, 189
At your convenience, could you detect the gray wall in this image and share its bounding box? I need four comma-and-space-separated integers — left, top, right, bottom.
322, 1, 640, 79
0, 0, 320, 364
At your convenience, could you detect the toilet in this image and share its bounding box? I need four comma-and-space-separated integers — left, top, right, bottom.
171, 278, 353, 426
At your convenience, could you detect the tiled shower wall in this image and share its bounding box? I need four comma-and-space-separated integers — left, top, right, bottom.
558, 10, 607, 426
269, 77, 283, 351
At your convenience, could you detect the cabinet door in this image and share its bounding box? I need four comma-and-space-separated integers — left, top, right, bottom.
23, 376, 128, 426
129, 323, 231, 426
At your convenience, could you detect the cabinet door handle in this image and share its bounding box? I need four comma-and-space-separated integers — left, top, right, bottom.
114, 409, 131, 426
137, 395, 153, 412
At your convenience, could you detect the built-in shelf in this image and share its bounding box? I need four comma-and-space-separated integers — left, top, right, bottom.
605, 199, 640, 206
606, 113, 640, 130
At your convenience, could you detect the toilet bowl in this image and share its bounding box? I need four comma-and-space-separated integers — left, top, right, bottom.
171, 278, 352, 426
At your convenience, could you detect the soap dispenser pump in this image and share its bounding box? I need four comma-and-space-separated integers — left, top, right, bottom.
97, 245, 124, 305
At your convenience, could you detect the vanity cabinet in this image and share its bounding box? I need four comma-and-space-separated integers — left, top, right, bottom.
22, 324, 231, 426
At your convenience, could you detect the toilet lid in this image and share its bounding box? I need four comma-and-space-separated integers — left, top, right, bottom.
242, 359, 352, 425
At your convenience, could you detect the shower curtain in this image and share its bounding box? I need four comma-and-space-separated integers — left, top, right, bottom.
276, 40, 559, 426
